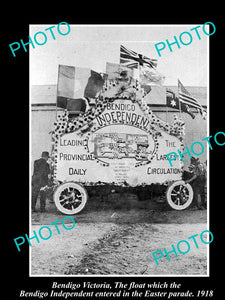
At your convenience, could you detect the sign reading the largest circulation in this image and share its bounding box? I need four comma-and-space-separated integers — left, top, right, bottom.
56, 99, 183, 185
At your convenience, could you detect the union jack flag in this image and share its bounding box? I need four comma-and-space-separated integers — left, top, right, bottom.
120, 45, 158, 69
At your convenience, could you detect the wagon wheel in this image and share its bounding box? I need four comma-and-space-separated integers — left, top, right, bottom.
166, 180, 193, 210
53, 182, 88, 215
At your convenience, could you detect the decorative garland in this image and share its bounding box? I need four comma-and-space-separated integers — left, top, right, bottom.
50, 77, 185, 183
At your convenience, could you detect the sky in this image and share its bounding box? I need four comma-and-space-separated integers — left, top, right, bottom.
30, 24, 209, 87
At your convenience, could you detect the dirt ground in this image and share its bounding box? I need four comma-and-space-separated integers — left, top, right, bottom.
31, 194, 208, 276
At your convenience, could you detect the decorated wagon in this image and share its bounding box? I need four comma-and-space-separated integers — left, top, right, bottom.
50, 65, 194, 214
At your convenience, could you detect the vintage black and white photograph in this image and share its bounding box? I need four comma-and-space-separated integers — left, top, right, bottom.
29, 24, 209, 276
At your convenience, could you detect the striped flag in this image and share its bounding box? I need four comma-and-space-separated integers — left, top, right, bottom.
178, 80, 207, 119
166, 89, 195, 119
120, 45, 158, 69
57, 65, 105, 111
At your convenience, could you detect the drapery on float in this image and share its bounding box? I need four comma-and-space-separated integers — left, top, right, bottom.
48, 65, 194, 214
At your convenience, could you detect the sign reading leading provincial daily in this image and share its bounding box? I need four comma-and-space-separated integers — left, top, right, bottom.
56, 99, 183, 185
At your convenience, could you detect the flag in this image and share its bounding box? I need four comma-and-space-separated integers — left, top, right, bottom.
140, 68, 165, 86
106, 62, 152, 95
106, 62, 134, 80
57, 65, 105, 109
178, 79, 207, 118
166, 89, 195, 119
120, 45, 164, 85
66, 98, 87, 112
120, 45, 158, 69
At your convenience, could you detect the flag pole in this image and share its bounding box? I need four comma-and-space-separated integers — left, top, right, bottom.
166, 97, 168, 122
163, 86, 169, 123
56, 64, 60, 119
177, 78, 182, 120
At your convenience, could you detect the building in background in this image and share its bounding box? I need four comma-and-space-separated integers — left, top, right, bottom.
31, 84, 207, 172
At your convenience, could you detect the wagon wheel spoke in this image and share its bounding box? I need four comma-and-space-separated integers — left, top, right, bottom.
60, 195, 72, 201
171, 192, 177, 196
174, 197, 180, 204
74, 199, 82, 202
180, 185, 187, 193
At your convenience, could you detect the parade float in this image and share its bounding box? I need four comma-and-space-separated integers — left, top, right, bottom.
50, 64, 194, 214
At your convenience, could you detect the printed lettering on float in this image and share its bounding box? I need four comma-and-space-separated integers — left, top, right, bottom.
56, 99, 184, 185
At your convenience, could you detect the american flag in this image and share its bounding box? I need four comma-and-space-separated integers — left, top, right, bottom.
120, 45, 158, 69
166, 88, 195, 119
178, 79, 207, 117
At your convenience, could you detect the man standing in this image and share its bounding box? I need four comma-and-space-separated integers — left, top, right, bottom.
185, 157, 207, 210
32, 151, 51, 212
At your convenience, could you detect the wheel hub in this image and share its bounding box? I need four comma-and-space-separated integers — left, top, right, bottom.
166, 181, 193, 210
54, 182, 88, 215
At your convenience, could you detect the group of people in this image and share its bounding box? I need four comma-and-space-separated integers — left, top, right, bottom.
31, 151, 207, 212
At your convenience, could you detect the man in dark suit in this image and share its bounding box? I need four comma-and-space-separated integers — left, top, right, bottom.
185, 157, 207, 210
32, 151, 51, 212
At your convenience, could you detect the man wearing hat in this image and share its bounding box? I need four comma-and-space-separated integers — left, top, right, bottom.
185, 157, 207, 209
32, 151, 51, 212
